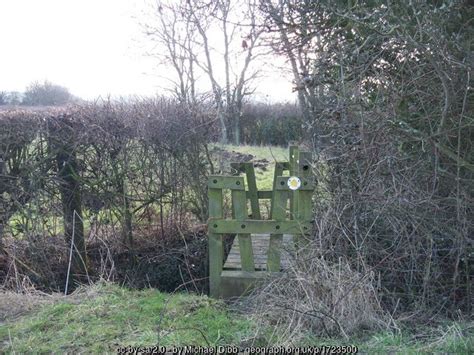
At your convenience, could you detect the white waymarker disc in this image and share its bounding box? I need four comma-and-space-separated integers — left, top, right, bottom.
287, 176, 301, 191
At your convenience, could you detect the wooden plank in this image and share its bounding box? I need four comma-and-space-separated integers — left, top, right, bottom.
268, 188, 287, 272
232, 189, 255, 272
223, 234, 294, 271
289, 145, 299, 174
297, 151, 314, 248
208, 176, 245, 190
244, 163, 261, 220
298, 151, 314, 221
208, 187, 223, 298
209, 219, 310, 234
274, 176, 315, 190
270, 162, 284, 219
289, 146, 299, 221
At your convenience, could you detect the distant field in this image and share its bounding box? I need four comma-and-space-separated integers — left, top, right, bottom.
220, 144, 289, 162
214, 144, 289, 190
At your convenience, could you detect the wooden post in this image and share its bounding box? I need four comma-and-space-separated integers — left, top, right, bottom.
232, 188, 255, 272
244, 163, 261, 220
208, 178, 223, 298
56, 147, 87, 279
289, 145, 300, 220
270, 162, 285, 219
298, 151, 313, 246
268, 184, 287, 272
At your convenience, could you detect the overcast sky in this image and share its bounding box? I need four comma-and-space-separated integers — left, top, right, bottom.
0, 0, 294, 102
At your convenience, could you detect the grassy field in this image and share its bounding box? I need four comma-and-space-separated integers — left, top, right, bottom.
214, 143, 289, 190
1, 282, 472, 353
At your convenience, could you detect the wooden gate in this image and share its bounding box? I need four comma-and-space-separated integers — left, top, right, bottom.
207, 146, 314, 298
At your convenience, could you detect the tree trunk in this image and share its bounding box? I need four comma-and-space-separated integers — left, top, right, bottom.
56, 148, 87, 280
218, 106, 228, 144
119, 177, 134, 249
233, 111, 240, 145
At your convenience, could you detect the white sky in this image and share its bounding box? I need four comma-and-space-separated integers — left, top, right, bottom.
0, 0, 294, 102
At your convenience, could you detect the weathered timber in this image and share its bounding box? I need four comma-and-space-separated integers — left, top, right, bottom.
56, 144, 87, 279
232, 189, 255, 271
208, 176, 245, 190
207, 146, 314, 298
208, 219, 310, 234
208, 187, 223, 298
270, 162, 285, 219
243, 190, 278, 199
274, 176, 315, 190
296, 151, 314, 248
244, 163, 261, 219
268, 188, 287, 272
220, 271, 280, 298
223, 234, 294, 270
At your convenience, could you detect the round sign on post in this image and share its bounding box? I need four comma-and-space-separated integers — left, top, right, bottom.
287, 176, 301, 191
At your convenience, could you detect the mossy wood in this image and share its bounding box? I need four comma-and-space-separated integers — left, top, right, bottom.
208, 146, 314, 298
209, 219, 311, 234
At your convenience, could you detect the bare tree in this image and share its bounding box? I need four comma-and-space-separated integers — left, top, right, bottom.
22, 80, 72, 106
259, 0, 324, 132
259, 0, 473, 314
0, 91, 7, 105
143, 1, 198, 105
143, 0, 264, 144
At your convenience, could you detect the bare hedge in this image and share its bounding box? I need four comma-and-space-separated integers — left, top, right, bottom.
0, 99, 215, 290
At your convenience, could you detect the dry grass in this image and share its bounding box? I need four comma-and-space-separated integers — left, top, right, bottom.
0, 281, 256, 352
0, 289, 56, 323
0, 286, 74, 325
0, 281, 109, 324
241, 243, 389, 344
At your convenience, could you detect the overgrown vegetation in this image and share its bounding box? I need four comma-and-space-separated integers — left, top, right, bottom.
0, 282, 256, 352
255, 0, 473, 321
239, 102, 304, 146
1, 282, 472, 353
0, 100, 214, 292
0, 0, 472, 351
0, 112, 287, 294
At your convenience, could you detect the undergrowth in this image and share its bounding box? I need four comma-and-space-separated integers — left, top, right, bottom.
1, 282, 472, 353
0, 282, 257, 352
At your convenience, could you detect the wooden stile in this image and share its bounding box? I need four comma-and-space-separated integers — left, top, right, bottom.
207, 146, 314, 298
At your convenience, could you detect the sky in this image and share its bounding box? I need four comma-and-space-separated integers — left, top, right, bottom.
0, 0, 294, 102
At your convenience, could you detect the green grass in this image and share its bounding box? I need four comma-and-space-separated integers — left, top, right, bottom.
359, 324, 474, 354
221, 144, 288, 162
214, 144, 291, 217
6, 144, 290, 238
1, 282, 472, 353
282, 323, 473, 354
2, 145, 472, 353
0, 283, 256, 353
215, 144, 289, 191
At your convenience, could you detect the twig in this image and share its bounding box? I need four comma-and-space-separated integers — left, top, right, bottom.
64, 211, 75, 295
